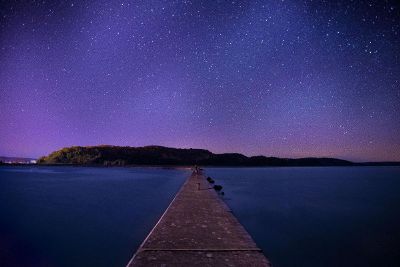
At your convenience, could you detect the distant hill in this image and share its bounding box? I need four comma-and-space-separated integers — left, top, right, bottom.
37, 145, 356, 167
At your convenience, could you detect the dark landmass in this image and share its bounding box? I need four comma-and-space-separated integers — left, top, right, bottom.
34, 145, 371, 167
358, 161, 400, 166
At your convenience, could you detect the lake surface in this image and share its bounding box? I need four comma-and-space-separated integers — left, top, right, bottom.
0, 166, 188, 267
1, 166, 399, 267
205, 167, 400, 267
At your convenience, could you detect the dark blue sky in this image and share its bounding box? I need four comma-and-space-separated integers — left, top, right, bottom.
0, 0, 399, 161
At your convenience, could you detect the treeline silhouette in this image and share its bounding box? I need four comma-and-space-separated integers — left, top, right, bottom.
37, 145, 356, 166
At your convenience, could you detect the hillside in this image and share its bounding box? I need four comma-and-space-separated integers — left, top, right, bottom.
37, 145, 354, 166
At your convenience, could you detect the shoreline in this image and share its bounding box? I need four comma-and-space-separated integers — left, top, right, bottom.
2, 163, 400, 168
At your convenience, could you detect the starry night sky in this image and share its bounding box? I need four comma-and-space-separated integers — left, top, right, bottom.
1, 0, 399, 161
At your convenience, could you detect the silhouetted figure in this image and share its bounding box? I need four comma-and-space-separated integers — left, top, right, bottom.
194, 165, 200, 174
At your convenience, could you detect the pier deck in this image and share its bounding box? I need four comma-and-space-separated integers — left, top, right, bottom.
127, 171, 270, 266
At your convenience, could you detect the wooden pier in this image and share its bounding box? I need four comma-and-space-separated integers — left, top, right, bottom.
127, 170, 270, 266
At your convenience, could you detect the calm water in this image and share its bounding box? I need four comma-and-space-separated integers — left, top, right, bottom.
0, 166, 188, 267
206, 167, 400, 267
1, 166, 399, 267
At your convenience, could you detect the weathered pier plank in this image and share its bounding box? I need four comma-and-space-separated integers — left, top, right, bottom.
127, 171, 270, 267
